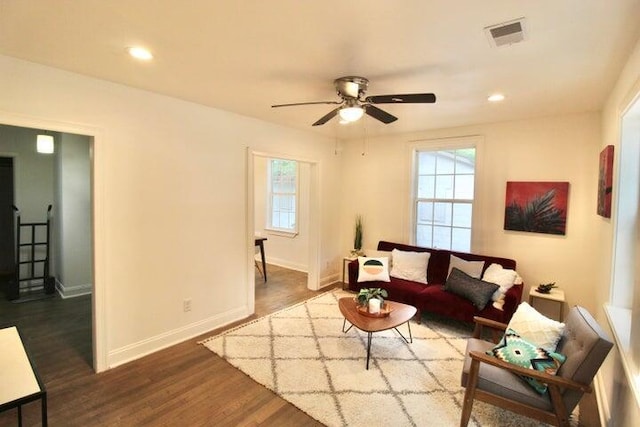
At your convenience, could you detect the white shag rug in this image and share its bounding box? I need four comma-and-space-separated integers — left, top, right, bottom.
200, 290, 574, 427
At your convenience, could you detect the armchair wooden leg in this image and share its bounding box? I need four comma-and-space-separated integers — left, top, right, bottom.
548, 385, 570, 427
460, 358, 480, 427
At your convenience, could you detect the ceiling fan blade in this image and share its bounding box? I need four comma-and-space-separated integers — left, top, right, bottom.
365, 93, 436, 104
364, 105, 398, 124
272, 101, 342, 108
312, 108, 340, 126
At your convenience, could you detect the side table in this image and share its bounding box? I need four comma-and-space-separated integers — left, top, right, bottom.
342, 256, 358, 289
0, 326, 47, 426
528, 288, 566, 321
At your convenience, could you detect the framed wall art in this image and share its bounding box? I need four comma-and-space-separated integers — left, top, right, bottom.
597, 145, 614, 218
504, 181, 570, 235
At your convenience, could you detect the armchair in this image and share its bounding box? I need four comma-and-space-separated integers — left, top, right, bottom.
460, 306, 613, 427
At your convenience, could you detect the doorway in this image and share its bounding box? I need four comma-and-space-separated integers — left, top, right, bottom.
246, 150, 321, 314
0, 123, 95, 367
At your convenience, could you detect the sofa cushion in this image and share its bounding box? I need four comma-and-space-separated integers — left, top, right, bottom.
357, 257, 391, 282
383, 278, 432, 305
448, 255, 485, 279
390, 249, 430, 284
444, 268, 499, 310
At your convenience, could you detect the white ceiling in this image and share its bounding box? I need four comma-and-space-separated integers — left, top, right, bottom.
1, 0, 639, 139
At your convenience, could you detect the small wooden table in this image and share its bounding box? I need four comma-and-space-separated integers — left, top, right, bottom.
255, 237, 267, 282
529, 288, 566, 321
338, 297, 417, 369
0, 326, 47, 426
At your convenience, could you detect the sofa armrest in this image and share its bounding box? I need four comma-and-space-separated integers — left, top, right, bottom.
468, 350, 592, 393
502, 284, 524, 323
348, 259, 359, 288
472, 316, 508, 341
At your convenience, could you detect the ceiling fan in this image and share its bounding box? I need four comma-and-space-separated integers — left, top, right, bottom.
271, 76, 436, 126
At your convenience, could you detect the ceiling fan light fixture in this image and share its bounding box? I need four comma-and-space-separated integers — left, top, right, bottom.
338, 106, 364, 122
488, 93, 505, 102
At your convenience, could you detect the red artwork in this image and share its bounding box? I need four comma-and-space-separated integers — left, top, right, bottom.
504, 182, 570, 235
597, 145, 614, 218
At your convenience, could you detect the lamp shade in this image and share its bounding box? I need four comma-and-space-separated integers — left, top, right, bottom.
37, 134, 54, 154
338, 106, 364, 122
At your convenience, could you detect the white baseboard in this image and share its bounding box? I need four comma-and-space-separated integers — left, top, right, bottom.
320, 273, 340, 288
254, 256, 340, 287
107, 305, 250, 369
56, 278, 92, 299
256, 255, 307, 273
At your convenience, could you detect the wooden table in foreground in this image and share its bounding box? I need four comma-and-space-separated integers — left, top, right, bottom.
0, 326, 47, 426
338, 297, 417, 369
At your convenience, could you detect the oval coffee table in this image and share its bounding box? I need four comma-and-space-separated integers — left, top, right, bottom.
338, 297, 417, 369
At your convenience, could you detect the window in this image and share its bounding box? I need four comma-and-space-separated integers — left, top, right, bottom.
413, 146, 476, 252
606, 93, 640, 406
267, 158, 298, 234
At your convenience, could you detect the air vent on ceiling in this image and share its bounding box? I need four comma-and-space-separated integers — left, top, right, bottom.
485, 18, 527, 47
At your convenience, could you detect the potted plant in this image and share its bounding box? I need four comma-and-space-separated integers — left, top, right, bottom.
536, 282, 557, 294
356, 288, 389, 307
352, 215, 363, 256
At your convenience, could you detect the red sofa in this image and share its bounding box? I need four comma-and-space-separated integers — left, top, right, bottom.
348, 241, 523, 324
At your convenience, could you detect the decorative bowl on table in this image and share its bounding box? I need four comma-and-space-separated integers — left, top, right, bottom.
356, 302, 393, 318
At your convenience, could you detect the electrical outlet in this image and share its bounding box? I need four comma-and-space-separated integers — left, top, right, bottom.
183, 299, 192, 312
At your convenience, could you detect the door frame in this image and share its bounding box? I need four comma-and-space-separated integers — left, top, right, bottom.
0, 154, 16, 280
246, 149, 321, 313
0, 112, 106, 372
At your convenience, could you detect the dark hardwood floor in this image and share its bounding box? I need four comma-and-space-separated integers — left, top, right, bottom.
0, 265, 336, 426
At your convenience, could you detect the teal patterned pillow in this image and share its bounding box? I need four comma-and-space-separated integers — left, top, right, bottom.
487, 328, 566, 394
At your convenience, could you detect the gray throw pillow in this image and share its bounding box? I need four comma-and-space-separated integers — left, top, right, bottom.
444, 268, 500, 310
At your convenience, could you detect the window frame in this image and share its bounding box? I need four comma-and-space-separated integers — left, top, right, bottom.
605, 90, 640, 407
409, 136, 480, 252
266, 158, 299, 237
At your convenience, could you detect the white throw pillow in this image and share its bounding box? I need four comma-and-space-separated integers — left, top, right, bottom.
448, 255, 484, 279
390, 249, 430, 284
482, 263, 519, 301
507, 302, 565, 351
357, 257, 391, 282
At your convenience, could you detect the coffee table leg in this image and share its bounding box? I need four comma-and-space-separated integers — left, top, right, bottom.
366, 332, 372, 370
342, 318, 353, 333
394, 321, 413, 344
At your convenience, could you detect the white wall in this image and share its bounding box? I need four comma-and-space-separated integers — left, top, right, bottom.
0, 125, 54, 223
0, 54, 343, 370
54, 133, 92, 297
340, 112, 602, 315
253, 156, 310, 272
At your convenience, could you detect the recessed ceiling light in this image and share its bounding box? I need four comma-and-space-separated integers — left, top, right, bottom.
488, 93, 505, 102
127, 46, 153, 61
